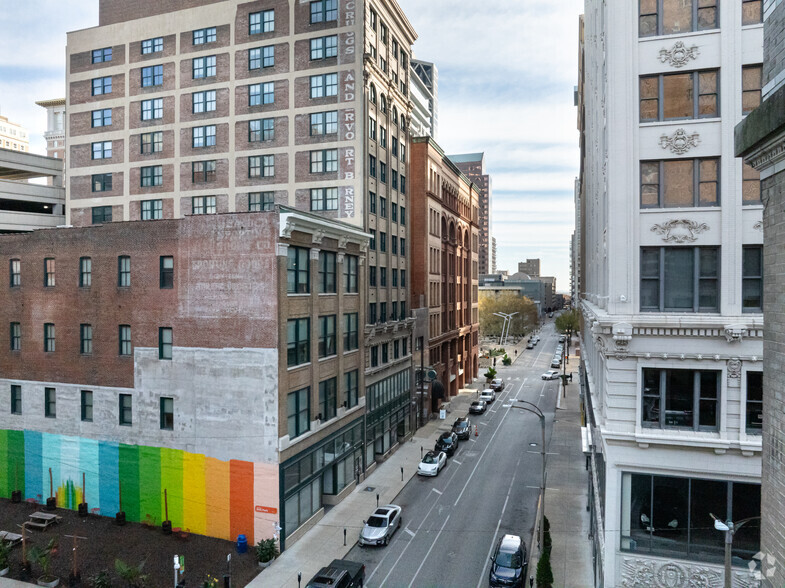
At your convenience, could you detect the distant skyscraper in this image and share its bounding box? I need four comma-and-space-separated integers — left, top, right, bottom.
0, 113, 29, 153
450, 152, 491, 275
35, 98, 66, 160
491, 236, 497, 273
517, 258, 540, 277
410, 59, 437, 139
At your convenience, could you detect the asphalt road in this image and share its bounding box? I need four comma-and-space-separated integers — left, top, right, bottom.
346, 321, 563, 588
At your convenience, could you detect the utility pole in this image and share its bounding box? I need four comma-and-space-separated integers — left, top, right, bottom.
511, 401, 546, 551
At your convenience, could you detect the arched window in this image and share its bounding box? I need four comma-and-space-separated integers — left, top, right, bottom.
380, 94, 387, 113
392, 106, 398, 126
370, 84, 377, 104
400, 116, 407, 132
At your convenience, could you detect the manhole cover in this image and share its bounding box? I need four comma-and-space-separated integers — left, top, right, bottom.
364, 486, 376, 492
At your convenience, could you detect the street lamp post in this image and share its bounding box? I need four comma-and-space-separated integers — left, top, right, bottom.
493, 312, 509, 347
511, 400, 546, 551
710, 513, 760, 588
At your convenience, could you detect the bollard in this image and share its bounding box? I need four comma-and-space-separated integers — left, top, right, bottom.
420, 446, 423, 459
343, 528, 346, 546
401, 466, 404, 481
376, 493, 379, 507
298, 572, 302, 588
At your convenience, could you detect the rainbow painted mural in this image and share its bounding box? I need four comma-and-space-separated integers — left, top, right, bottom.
0, 430, 255, 541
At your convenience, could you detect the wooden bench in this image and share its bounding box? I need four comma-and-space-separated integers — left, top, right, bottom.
27, 512, 61, 530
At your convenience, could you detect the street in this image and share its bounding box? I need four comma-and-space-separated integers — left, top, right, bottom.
345, 321, 565, 588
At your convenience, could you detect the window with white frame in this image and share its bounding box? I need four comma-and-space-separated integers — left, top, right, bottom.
640, 247, 719, 312
141, 198, 163, 219
141, 98, 163, 121
249, 155, 275, 178
642, 368, 719, 430
310, 111, 338, 135
193, 90, 216, 113
192, 125, 216, 148
249, 191, 275, 211
310, 35, 337, 60
310, 187, 338, 211
192, 195, 217, 215
141, 37, 163, 54
310, 149, 338, 173
141, 166, 163, 187
193, 27, 216, 45
250, 10, 275, 34
310, 0, 337, 23
141, 131, 163, 154
249, 46, 274, 69
249, 118, 274, 142
250, 82, 275, 106
193, 56, 216, 79
310, 73, 338, 98
141, 64, 163, 87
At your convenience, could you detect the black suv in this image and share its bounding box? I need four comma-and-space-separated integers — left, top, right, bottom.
489, 534, 527, 587
434, 432, 458, 457
452, 417, 472, 440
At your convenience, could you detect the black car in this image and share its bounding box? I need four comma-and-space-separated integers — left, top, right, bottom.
489, 534, 527, 587
434, 432, 458, 457
452, 417, 472, 440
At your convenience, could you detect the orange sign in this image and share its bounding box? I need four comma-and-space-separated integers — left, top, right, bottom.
255, 505, 278, 514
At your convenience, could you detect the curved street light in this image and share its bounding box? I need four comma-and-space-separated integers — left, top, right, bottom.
709, 513, 761, 588
510, 400, 547, 552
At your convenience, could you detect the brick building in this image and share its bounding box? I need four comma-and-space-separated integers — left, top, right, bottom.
448, 152, 491, 276
0, 209, 369, 549
409, 136, 479, 416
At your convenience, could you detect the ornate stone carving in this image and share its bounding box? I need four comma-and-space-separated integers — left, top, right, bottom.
338, 235, 349, 249
753, 221, 763, 232
659, 41, 699, 68
728, 358, 742, 387
619, 556, 753, 587
612, 322, 633, 360
724, 325, 748, 343
659, 128, 701, 154
311, 229, 326, 245
281, 220, 295, 239
651, 219, 709, 243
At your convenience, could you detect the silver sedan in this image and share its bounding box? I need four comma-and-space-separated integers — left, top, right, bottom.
358, 504, 402, 547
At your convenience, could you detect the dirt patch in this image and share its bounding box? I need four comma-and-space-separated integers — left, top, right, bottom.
0, 498, 262, 586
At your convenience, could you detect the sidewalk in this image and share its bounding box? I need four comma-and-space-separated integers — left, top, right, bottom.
247, 387, 479, 587
528, 357, 594, 587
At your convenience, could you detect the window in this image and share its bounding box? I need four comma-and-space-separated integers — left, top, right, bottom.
250, 82, 275, 106
9, 259, 20, 287
117, 256, 131, 287
400, 175, 406, 194
369, 191, 377, 213
318, 377, 337, 420
141, 131, 163, 154
250, 46, 275, 69
369, 304, 377, 325
92, 77, 112, 96
319, 251, 336, 293
369, 118, 377, 140
45, 388, 56, 418
382, 341, 389, 362
638, 0, 718, 37
44, 258, 55, 287
193, 56, 216, 79
391, 170, 398, 190
742, 0, 763, 25
79, 257, 92, 287
310, 0, 337, 23
92, 108, 112, 127
310, 73, 338, 98
380, 267, 387, 286
392, 136, 398, 156
311, 35, 338, 60
318, 315, 336, 357
81, 390, 93, 422
141, 65, 163, 87
192, 195, 217, 215
44, 323, 55, 352
119, 324, 131, 356
310, 149, 338, 173
92, 141, 112, 160
380, 23, 388, 44
287, 387, 310, 438
393, 339, 399, 359
746, 372, 763, 434
642, 368, 720, 430
742, 246, 763, 313
141, 98, 163, 120
392, 268, 398, 287
192, 125, 216, 148
640, 70, 719, 122
371, 345, 379, 367
249, 118, 275, 142
344, 255, 358, 293
640, 158, 719, 208
380, 126, 387, 148
345, 370, 359, 408
141, 197, 163, 218
142, 165, 164, 187
344, 313, 358, 350
310, 111, 338, 135
742, 65, 762, 115
400, 301, 406, 319
193, 90, 216, 113
10, 322, 20, 351
401, 270, 406, 287
79, 324, 93, 355
193, 27, 216, 45
90, 206, 112, 226
160, 397, 174, 430
287, 247, 310, 293
249, 155, 275, 178
141, 37, 163, 54
119, 394, 132, 426
391, 203, 397, 222
369, 155, 376, 177
159, 327, 172, 359
369, 229, 376, 250
92, 47, 112, 63
369, 265, 376, 287
370, 9, 377, 30
380, 162, 387, 183
380, 303, 387, 323
11, 385, 21, 415
92, 173, 112, 193
160, 256, 174, 288
380, 232, 387, 253
370, 84, 377, 104
310, 187, 338, 211
742, 162, 761, 204
249, 191, 275, 211
641, 247, 719, 312
287, 317, 310, 366
250, 10, 275, 34
193, 160, 217, 183
400, 143, 406, 161
380, 197, 387, 218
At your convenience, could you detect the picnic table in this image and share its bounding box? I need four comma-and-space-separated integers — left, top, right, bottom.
0, 531, 22, 546
27, 511, 61, 530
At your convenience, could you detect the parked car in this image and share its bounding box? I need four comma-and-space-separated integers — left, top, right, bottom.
558, 335, 566, 343
417, 450, 447, 477
489, 534, 527, 587
551, 357, 562, 369
526, 342, 534, 349
480, 389, 496, 404
491, 378, 505, 392
306, 559, 365, 588
434, 431, 459, 457
469, 400, 487, 414
452, 417, 472, 440
542, 370, 560, 380
358, 505, 402, 546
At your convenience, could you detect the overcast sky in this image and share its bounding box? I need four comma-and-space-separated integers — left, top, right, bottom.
0, 0, 581, 291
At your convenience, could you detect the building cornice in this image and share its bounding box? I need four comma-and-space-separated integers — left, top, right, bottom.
278, 208, 370, 250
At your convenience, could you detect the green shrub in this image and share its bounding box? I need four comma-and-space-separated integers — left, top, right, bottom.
502, 355, 512, 366
484, 367, 497, 380
536, 549, 554, 587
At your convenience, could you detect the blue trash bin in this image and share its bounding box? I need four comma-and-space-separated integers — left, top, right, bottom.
237, 534, 248, 554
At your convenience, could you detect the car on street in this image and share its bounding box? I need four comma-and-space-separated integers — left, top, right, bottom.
559, 335, 566, 343
526, 341, 534, 349
469, 400, 487, 414
417, 450, 447, 476
480, 388, 496, 404
434, 431, 459, 456
542, 370, 560, 380
306, 559, 365, 588
491, 378, 505, 392
452, 417, 472, 440
358, 505, 402, 546
489, 534, 527, 587
550, 357, 562, 369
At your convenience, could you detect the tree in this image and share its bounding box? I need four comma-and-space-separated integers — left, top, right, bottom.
554, 309, 580, 335
479, 292, 539, 339
535, 548, 554, 587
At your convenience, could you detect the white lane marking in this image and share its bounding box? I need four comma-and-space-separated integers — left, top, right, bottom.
405, 528, 416, 537
452, 459, 463, 465
406, 514, 452, 588
431, 488, 443, 495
